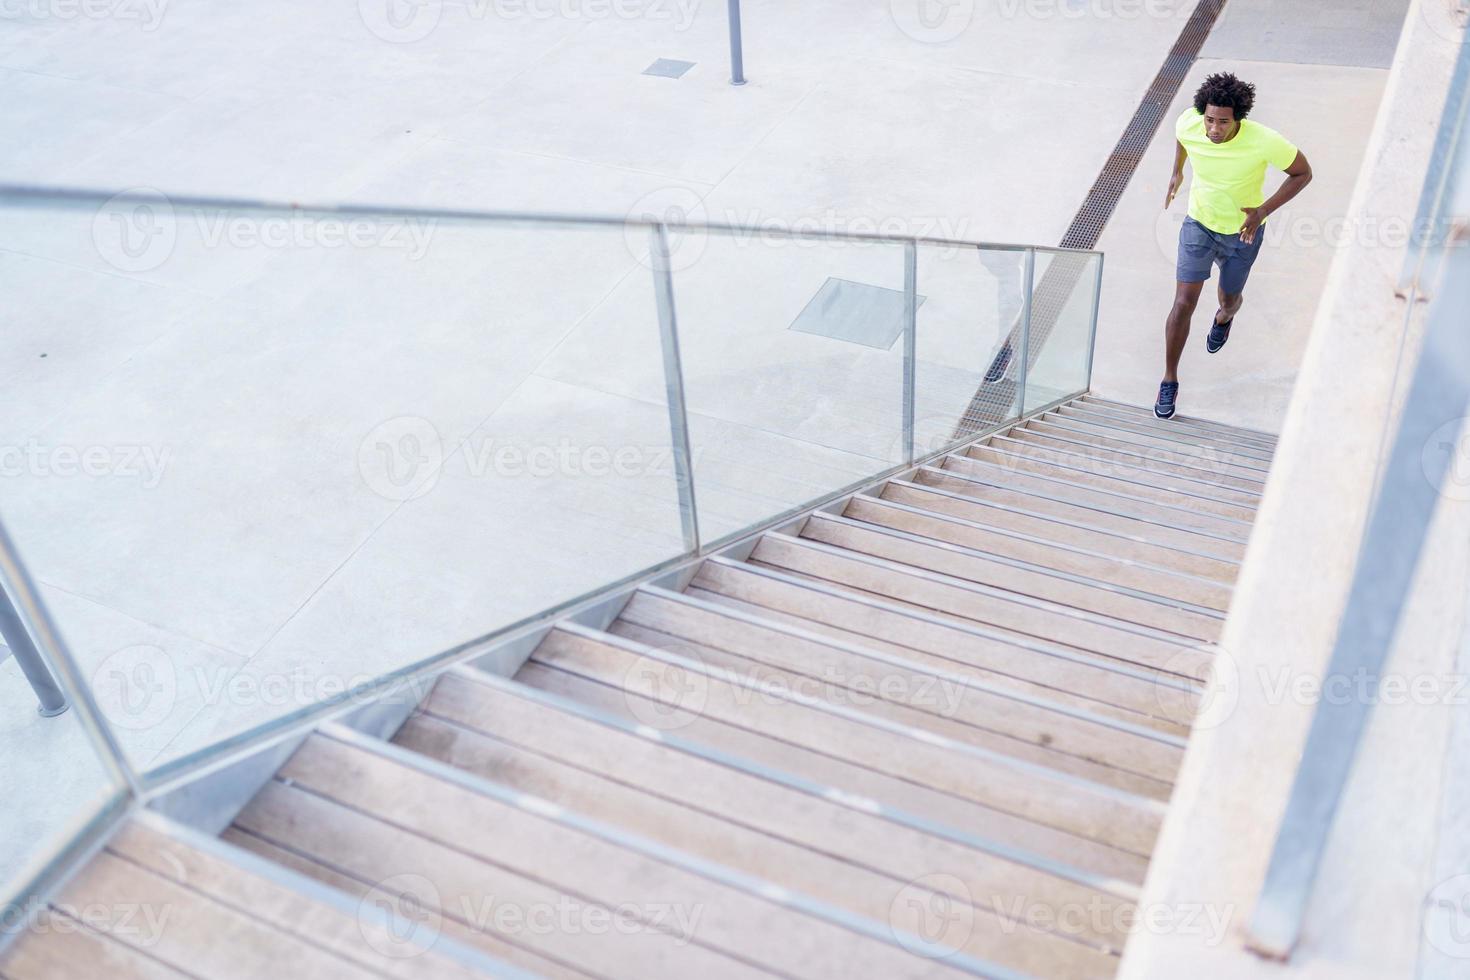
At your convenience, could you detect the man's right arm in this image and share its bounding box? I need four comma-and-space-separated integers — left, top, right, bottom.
1165, 140, 1187, 209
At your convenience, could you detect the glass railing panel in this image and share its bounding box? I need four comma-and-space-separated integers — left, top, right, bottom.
911, 243, 1030, 456
0, 190, 690, 778
1021, 249, 1102, 415
665, 227, 909, 548
0, 562, 131, 924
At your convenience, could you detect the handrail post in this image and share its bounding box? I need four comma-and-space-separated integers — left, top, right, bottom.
726, 0, 746, 85
0, 590, 67, 716
1083, 251, 1104, 393
902, 241, 917, 464
649, 224, 702, 556
0, 517, 141, 797
1016, 248, 1036, 416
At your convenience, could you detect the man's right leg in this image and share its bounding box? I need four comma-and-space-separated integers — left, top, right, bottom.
1164, 280, 1205, 383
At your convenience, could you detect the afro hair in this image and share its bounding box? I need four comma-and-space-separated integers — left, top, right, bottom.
1193, 72, 1256, 120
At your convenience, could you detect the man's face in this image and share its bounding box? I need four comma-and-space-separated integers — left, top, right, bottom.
1202, 104, 1238, 143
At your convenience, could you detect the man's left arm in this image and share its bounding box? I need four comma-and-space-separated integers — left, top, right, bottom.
1240, 150, 1313, 244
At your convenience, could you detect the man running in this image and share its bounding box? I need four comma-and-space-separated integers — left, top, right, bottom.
1156, 71, 1313, 419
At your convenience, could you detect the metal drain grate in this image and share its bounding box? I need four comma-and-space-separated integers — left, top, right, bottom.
1063, 0, 1227, 250
955, 0, 1228, 436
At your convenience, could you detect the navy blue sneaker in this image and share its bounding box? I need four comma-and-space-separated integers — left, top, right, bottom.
1154, 380, 1179, 419
1207, 310, 1232, 353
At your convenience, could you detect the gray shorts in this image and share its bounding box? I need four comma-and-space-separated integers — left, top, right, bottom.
1176, 215, 1264, 294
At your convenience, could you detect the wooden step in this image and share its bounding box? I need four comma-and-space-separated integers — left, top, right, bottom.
881, 478, 1241, 581
239, 727, 1004, 980
959, 445, 1256, 523
797, 514, 1224, 640
843, 494, 1233, 610
1076, 395, 1278, 447
1005, 426, 1269, 491
751, 532, 1215, 676
979, 436, 1262, 509
526, 625, 1169, 842
402, 669, 1131, 975
1034, 412, 1275, 473
688, 557, 1198, 733
1020, 417, 1271, 477
0, 814, 502, 980
512, 656, 1155, 885
613, 587, 1186, 792
1052, 404, 1276, 460
909, 465, 1248, 560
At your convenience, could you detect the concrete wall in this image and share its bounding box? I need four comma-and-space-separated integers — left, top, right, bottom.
1118, 2, 1470, 977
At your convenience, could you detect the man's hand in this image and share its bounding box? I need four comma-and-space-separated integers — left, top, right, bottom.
1239, 206, 1266, 244
1165, 171, 1183, 209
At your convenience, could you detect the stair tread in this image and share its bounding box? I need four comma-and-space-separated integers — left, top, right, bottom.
844, 493, 1235, 609
1021, 417, 1272, 475
607, 611, 1181, 798
246, 729, 1003, 980
796, 515, 1225, 641
1077, 395, 1278, 443
526, 626, 1167, 845
884, 477, 1242, 580
2, 815, 496, 980
1058, 402, 1275, 455
405, 670, 1132, 973
1005, 427, 1270, 491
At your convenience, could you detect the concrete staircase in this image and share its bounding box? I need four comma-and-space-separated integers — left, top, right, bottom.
1, 394, 1277, 980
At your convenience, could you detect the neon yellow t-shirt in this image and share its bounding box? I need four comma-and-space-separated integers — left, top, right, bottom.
1175, 107, 1299, 235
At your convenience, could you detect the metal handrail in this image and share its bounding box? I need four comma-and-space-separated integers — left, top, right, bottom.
0, 588, 68, 716
1247, 235, 1470, 960
0, 183, 1102, 258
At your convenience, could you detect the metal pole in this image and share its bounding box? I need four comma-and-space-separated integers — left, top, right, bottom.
1015, 248, 1035, 417
0, 516, 141, 797
726, 0, 746, 86
649, 224, 702, 556
902, 241, 917, 464
0, 590, 67, 716
1083, 251, 1104, 393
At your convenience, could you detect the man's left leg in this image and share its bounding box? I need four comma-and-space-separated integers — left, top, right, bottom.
1216, 285, 1244, 325
1207, 232, 1263, 353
